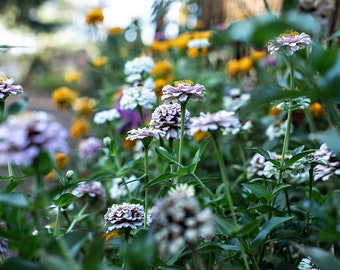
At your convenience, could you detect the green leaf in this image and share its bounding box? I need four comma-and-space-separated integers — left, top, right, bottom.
5, 100, 28, 116
83, 233, 105, 270
0, 192, 28, 208
155, 146, 176, 163
0, 256, 42, 270
233, 219, 260, 237
270, 183, 292, 200
251, 216, 294, 250
248, 147, 271, 160
64, 231, 91, 257
196, 242, 240, 252
328, 29, 340, 40
53, 193, 77, 208
248, 204, 283, 215
242, 182, 271, 202
284, 149, 315, 168
190, 136, 212, 172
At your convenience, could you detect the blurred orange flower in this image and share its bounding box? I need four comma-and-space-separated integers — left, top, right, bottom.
52, 86, 78, 110
85, 7, 104, 25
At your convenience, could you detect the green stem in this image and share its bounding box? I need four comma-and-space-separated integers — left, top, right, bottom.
137, 105, 146, 127
176, 102, 187, 183
144, 145, 149, 229
263, 0, 272, 13
54, 206, 61, 237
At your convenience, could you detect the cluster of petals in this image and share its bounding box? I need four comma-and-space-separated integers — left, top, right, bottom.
124, 55, 155, 76
0, 111, 69, 167
0, 77, 24, 99
161, 81, 206, 103
313, 143, 340, 181
267, 31, 312, 56
149, 103, 191, 139
298, 256, 320, 270
93, 108, 120, 124
119, 85, 157, 110
104, 203, 145, 232
78, 136, 103, 161
126, 127, 165, 141
190, 110, 240, 135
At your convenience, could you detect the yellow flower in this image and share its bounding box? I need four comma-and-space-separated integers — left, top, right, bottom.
55, 153, 69, 169
108, 27, 124, 35
104, 230, 120, 241
70, 118, 90, 138
85, 7, 104, 25
250, 49, 266, 61
187, 47, 200, 58
238, 56, 253, 72
92, 56, 108, 68
193, 131, 210, 142
154, 76, 174, 100
72, 97, 97, 117
151, 60, 174, 77
226, 57, 253, 77
149, 40, 170, 53
268, 106, 281, 117
64, 71, 82, 83
226, 59, 240, 77
310, 102, 324, 118
52, 86, 78, 110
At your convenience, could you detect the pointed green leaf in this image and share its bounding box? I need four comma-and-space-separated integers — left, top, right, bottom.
284, 149, 315, 168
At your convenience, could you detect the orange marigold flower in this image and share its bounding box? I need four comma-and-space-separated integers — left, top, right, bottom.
73, 97, 97, 117
226, 59, 240, 77
123, 138, 136, 153
64, 70, 82, 83
238, 56, 253, 72
92, 56, 108, 68
108, 27, 124, 35
250, 49, 266, 61
104, 230, 120, 241
151, 60, 174, 77
70, 118, 90, 138
268, 106, 281, 117
52, 86, 78, 110
310, 102, 324, 118
149, 40, 170, 53
187, 47, 199, 58
85, 7, 104, 25
55, 153, 69, 169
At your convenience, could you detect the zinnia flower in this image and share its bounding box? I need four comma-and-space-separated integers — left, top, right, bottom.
124, 55, 155, 76
190, 110, 240, 135
313, 143, 340, 181
149, 103, 191, 140
85, 7, 104, 25
267, 31, 312, 56
0, 111, 69, 167
0, 77, 24, 99
78, 136, 103, 161
104, 203, 145, 232
72, 181, 107, 210
161, 80, 206, 103
152, 190, 215, 257
0, 238, 8, 257
126, 127, 164, 141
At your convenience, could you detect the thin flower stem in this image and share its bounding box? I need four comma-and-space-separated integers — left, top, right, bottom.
137, 105, 146, 127
144, 145, 149, 229
263, 0, 272, 13
176, 102, 187, 183
54, 206, 61, 237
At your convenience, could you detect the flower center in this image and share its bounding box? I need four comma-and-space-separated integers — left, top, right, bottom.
174, 79, 193, 86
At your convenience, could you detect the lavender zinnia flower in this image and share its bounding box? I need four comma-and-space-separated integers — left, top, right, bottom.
120, 85, 157, 110
104, 203, 145, 232
162, 80, 206, 103
267, 31, 312, 56
72, 181, 107, 210
0, 111, 69, 167
0, 238, 8, 257
190, 110, 240, 135
0, 77, 24, 99
152, 191, 215, 257
149, 103, 191, 139
93, 108, 120, 124
247, 151, 278, 178
78, 136, 103, 161
313, 143, 340, 181
126, 127, 164, 141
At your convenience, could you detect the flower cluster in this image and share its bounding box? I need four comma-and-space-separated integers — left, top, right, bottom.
152, 190, 215, 257
93, 108, 120, 124
0, 111, 69, 167
124, 55, 155, 82
298, 257, 320, 270
0, 77, 24, 99
72, 181, 107, 210
78, 136, 103, 161
104, 203, 145, 232
119, 85, 157, 110
313, 143, 340, 181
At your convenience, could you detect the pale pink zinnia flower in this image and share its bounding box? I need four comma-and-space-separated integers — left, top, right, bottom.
78, 137, 103, 161
0, 111, 69, 167
104, 203, 145, 232
0, 77, 24, 99
161, 80, 206, 103
190, 110, 240, 135
267, 31, 312, 56
126, 127, 164, 141
313, 143, 340, 181
149, 103, 191, 139
72, 181, 107, 210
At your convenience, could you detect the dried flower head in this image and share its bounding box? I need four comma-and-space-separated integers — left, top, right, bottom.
0, 111, 69, 167
104, 203, 145, 232
161, 80, 206, 103
0, 77, 24, 99
267, 31, 312, 56
190, 110, 240, 135
149, 103, 191, 139
72, 181, 107, 210
152, 191, 215, 257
